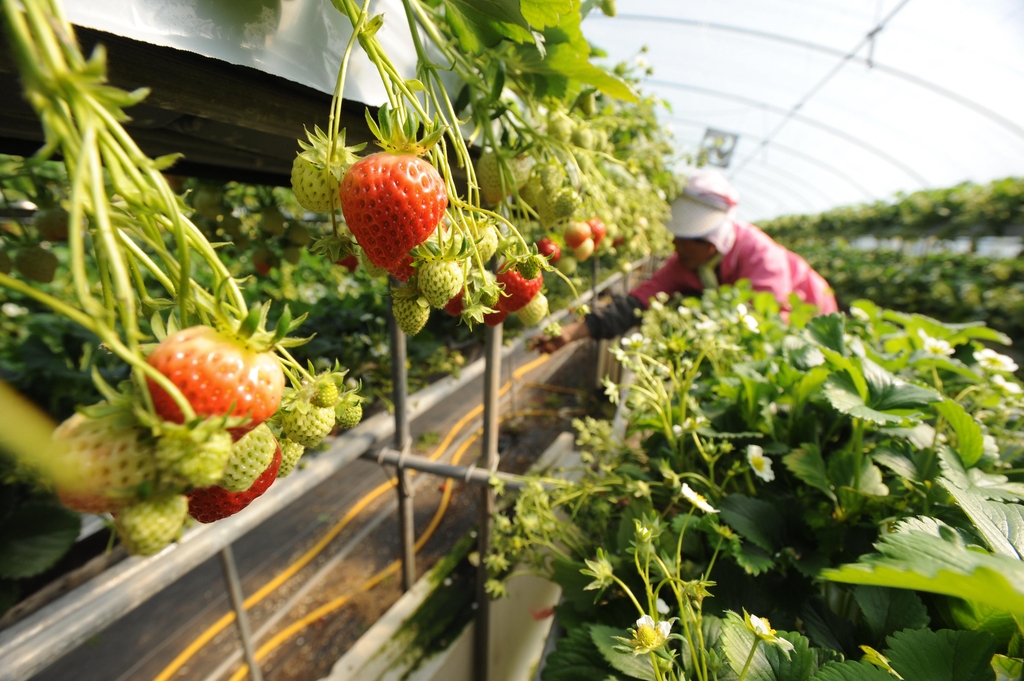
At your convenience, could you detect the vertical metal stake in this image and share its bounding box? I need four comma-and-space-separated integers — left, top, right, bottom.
591, 257, 601, 389
219, 545, 264, 681
475, 322, 502, 681
389, 289, 416, 591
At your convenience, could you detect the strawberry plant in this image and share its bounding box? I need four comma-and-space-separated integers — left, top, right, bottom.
0, 0, 359, 556
487, 283, 1024, 680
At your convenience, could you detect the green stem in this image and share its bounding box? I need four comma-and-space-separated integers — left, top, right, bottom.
737, 638, 760, 681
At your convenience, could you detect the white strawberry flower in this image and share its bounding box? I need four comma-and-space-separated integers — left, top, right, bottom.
850, 306, 870, 322
696, 319, 718, 333
742, 314, 760, 333
621, 332, 648, 351
681, 483, 718, 514
672, 424, 684, 437
744, 611, 795, 654
656, 598, 670, 615
975, 348, 1019, 373
737, 303, 748, 316
624, 615, 672, 655
917, 329, 953, 357
677, 305, 692, 318
992, 374, 1023, 395
746, 445, 775, 482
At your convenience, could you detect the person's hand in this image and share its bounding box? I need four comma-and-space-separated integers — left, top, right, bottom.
529, 321, 589, 354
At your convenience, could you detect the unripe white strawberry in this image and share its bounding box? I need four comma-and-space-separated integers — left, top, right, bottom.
573, 237, 595, 262
281, 404, 335, 449
518, 293, 549, 327
393, 296, 430, 336
220, 424, 278, 492
291, 155, 334, 212
476, 223, 499, 263
564, 221, 591, 249
277, 439, 305, 478
420, 260, 465, 308
114, 494, 188, 556
155, 429, 232, 488
335, 399, 363, 430
52, 411, 157, 514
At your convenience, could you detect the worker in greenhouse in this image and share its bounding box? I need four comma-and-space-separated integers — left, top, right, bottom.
533, 169, 838, 353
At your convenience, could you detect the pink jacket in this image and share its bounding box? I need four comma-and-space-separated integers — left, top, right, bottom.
630, 222, 838, 314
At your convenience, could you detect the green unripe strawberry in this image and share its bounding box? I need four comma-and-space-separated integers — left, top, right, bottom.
156, 429, 233, 488
287, 224, 311, 247
35, 206, 68, 241
476, 152, 505, 207
553, 190, 579, 220
220, 424, 278, 492
536, 196, 558, 229
578, 92, 597, 117
571, 127, 595, 150
312, 381, 339, 408
600, 0, 616, 16
114, 494, 188, 556
539, 165, 565, 193
420, 260, 465, 308
261, 207, 287, 237
556, 256, 578, 275
281, 404, 335, 448
291, 155, 334, 213
335, 395, 363, 430
277, 438, 305, 478
359, 248, 389, 277
518, 293, 549, 327
547, 113, 574, 142
520, 177, 542, 208
15, 246, 58, 283
283, 246, 302, 265
393, 296, 430, 336
0, 250, 11, 274
476, 223, 499, 263
517, 255, 543, 281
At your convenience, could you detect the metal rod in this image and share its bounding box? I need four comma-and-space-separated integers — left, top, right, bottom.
218, 546, 264, 681
362, 448, 526, 489
591, 257, 600, 390
475, 322, 503, 681
388, 288, 416, 592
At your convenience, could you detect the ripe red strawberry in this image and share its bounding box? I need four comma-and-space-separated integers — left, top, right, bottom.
536, 238, 561, 263
564, 221, 591, 249
587, 218, 607, 247
497, 268, 542, 312
336, 254, 359, 271
187, 447, 281, 523
339, 153, 447, 271
484, 308, 509, 327
445, 288, 465, 316
146, 326, 285, 439
389, 253, 416, 283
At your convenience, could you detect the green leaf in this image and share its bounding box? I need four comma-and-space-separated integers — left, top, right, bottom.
733, 542, 776, 576
784, 444, 837, 504
800, 598, 857, 656
807, 314, 847, 355
590, 624, 655, 680
881, 423, 936, 450
934, 399, 985, 467
720, 612, 818, 681
940, 477, 1024, 559
519, 0, 573, 28
991, 654, 1022, 681
873, 447, 919, 483
444, 0, 534, 53
828, 450, 889, 498
0, 502, 80, 579
719, 494, 785, 553
884, 628, 997, 681
811, 661, 900, 681
532, 43, 636, 100
822, 520, 1024, 614
853, 586, 929, 642
542, 623, 619, 681
823, 359, 938, 425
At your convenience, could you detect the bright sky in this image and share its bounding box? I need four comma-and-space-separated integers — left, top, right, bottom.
584, 0, 1024, 221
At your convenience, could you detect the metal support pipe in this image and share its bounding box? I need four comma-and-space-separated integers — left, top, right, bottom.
591, 257, 601, 390
475, 322, 502, 681
219, 546, 264, 681
362, 448, 526, 489
388, 289, 416, 592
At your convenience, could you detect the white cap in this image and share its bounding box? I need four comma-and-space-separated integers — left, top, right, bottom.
667, 169, 740, 247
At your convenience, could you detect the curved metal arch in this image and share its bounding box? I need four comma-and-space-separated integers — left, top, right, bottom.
727, 167, 819, 213
736, 160, 841, 208
666, 116, 875, 199
646, 78, 930, 185
602, 13, 1024, 144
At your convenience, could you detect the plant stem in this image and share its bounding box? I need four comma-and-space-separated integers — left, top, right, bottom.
737, 638, 760, 681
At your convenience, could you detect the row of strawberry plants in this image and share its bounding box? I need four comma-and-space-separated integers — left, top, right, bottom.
785, 238, 1024, 344
760, 175, 1024, 241
488, 284, 1024, 680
